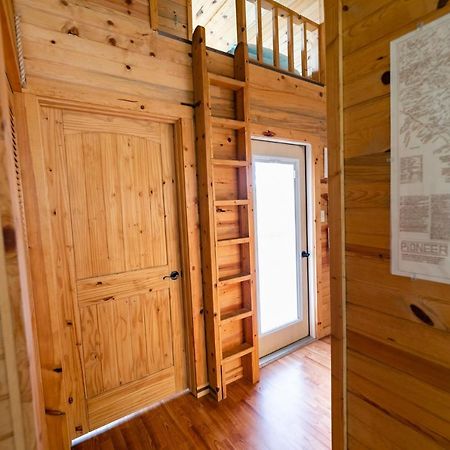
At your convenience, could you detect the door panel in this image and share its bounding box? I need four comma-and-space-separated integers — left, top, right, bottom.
80, 290, 174, 399
37, 107, 186, 433
64, 131, 167, 279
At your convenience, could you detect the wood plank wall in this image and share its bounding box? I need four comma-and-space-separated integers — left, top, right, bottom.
326, 0, 450, 447
0, 2, 44, 449
12, 0, 329, 445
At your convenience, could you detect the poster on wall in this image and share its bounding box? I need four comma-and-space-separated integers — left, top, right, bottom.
391, 13, 450, 285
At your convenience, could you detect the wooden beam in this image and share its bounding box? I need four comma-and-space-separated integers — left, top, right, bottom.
324, 0, 346, 449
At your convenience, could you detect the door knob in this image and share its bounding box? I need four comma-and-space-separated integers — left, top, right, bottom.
301, 251, 310, 258
163, 271, 180, 281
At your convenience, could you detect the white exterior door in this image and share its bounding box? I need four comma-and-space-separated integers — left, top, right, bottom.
253, 139, 310, 357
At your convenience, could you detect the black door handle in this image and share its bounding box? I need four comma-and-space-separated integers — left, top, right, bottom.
301, 251, 310, 258
163, 271, 180, 281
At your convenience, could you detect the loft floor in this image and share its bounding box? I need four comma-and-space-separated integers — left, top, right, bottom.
74, 338, 331, 450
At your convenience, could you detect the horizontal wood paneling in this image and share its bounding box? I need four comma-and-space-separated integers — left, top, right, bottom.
339, 0, 450, 448
14, 0, 330, 447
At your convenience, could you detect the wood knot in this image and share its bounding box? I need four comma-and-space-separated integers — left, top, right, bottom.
67, 26, 79, 36
381, 71, 390, 85
410, 304, 434, 326
45, 409, 65, 416
2, 225, 16, 253
437, 0, 448, 8
108, 37, 117, 46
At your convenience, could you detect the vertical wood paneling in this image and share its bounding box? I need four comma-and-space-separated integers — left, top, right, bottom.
129, 295, 148, 380
82, 134, 111, 277
144, 291, 174, 374
97, 301, 119, 394
100, 136, 125, 273
80, 307, 103, 398
115, 299, 134, 386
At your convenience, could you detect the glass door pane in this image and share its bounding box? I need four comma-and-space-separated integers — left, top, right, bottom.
254, 159, 300, 334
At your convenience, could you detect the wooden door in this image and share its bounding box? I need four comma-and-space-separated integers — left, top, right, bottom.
40, 107, 187, 432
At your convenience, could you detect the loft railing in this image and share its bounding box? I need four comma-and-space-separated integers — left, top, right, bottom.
236, 0, 323, 82
151, 0, 324, 83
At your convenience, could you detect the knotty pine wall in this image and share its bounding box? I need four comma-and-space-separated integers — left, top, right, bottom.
13, 1, 329, 443
0, 2, 42, 449
327, 0, 450, 448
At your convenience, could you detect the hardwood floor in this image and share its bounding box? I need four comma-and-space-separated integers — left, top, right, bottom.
74, 338, 331, 450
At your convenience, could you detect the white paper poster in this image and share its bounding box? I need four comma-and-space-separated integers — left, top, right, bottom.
391, 13, 450, 285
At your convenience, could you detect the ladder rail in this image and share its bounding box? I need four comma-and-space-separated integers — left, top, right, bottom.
192, 26, 223, 398
192, 25, 260, 400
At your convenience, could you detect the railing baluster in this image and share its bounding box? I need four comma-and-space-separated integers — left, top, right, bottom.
319, 22, 326, 83
257, 0, 263, 63
301, 19, 308, 78
272, 5, 280, 68
149, 0, 158, 30
288, 13, 294, 72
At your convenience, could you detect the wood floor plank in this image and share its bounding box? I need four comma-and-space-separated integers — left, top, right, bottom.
74, 339, 331, 450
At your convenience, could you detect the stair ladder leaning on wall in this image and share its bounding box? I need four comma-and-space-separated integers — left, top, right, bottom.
192, 26, 259, 400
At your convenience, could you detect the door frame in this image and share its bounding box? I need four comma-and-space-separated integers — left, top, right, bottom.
252, 137, 318, 343
15, 93, 203, 448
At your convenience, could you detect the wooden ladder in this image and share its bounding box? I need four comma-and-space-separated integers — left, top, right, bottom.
192, 26, 259, 400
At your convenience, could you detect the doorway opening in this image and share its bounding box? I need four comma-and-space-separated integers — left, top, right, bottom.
252, 139, 314, 361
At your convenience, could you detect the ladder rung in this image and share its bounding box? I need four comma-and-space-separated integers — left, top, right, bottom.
222, 343, 254, 363
211, 117, 246, 130
218, 273, 252, 287
215, 199, 249, 207
221, 308, 253, 324
212, 159, 248, 167
223, 366, 244, 385
209, 73, 246, 90
217, 237, 250, 247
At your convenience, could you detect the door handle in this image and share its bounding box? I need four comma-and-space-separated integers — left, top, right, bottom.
301, 251, 310, 258
163, 271, 180, 281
